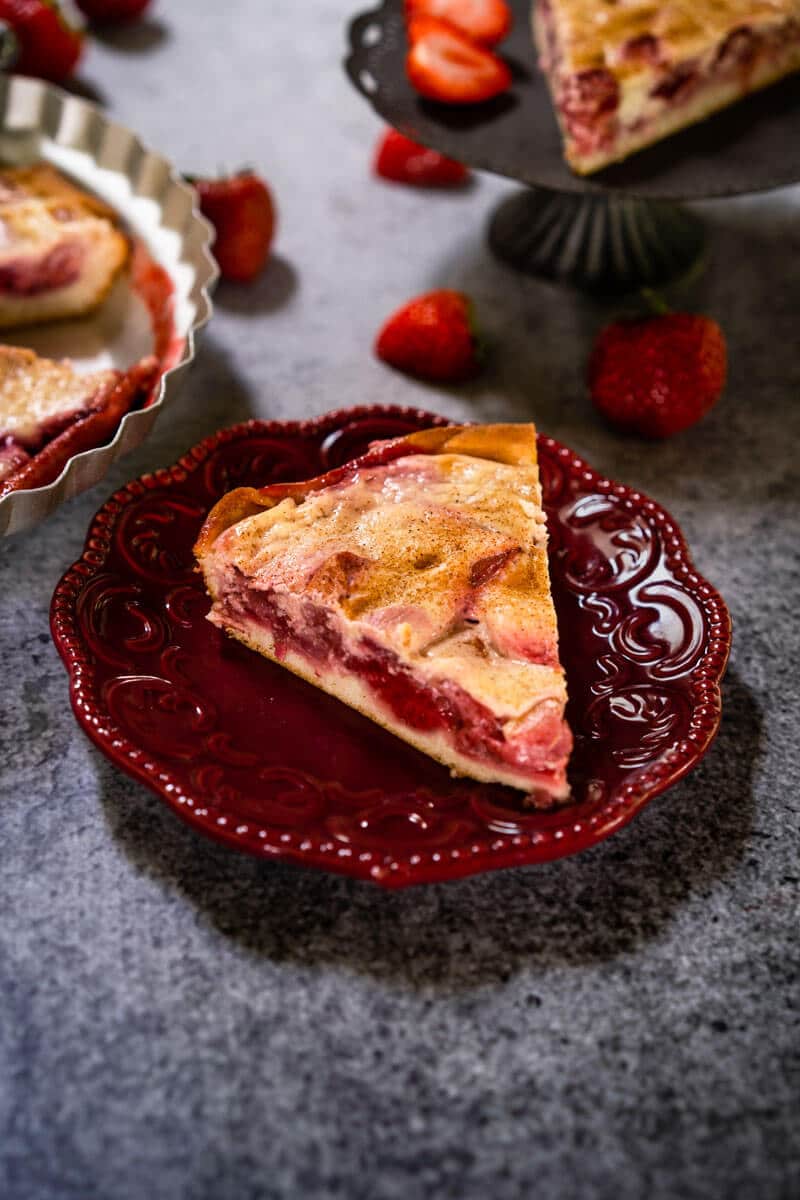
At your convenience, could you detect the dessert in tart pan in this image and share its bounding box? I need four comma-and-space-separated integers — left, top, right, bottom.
0, 74, 217, 536
51, 408, 732, 888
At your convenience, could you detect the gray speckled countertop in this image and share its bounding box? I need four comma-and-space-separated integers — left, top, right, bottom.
1, 3, 799, 1198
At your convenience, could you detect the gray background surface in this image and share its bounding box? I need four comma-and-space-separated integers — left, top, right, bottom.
1, 3, 798, 1198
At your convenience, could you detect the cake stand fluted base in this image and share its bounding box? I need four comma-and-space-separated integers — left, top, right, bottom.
488, 188, 706, 295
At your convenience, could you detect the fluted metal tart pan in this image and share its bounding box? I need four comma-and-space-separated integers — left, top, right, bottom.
0, 74, 217, 536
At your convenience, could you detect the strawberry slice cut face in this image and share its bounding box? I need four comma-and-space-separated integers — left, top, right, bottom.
406, 22, 512, 104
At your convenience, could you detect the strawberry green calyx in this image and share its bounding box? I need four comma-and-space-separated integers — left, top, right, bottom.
640, 287, 671, 316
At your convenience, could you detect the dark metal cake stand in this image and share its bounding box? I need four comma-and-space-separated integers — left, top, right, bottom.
345, 0, 800, 293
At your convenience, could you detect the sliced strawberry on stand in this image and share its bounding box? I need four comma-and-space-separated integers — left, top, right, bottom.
405, 12, 447, 43
374, 128, 469, 187
406, 18, 511, 104
0, 0, 83, 82
405, 0, 512, 48
588, 312, 727, 438
375, 289, 482, 383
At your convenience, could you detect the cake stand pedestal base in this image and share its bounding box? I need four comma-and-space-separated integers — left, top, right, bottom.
488, 188, 706, 295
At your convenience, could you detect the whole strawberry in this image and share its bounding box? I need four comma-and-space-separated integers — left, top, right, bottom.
0, 0, 83, 82
375, 289, 481, 383
588, 313, 727, 438
76, 0, 152, 22
191, 171, 276, 283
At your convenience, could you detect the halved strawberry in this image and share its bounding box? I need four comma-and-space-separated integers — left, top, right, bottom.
405, 0, 512, 48
407, 21, 511, 104
406, 12, 454, 44
374, 129, 469, 187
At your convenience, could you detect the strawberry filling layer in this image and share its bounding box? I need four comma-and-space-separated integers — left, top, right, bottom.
0, 240, 83, 296
9, 405, 90, 452
557, 68, 620, 157
219, 585, 571, 792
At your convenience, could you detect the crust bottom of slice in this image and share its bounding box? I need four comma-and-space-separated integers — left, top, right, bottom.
213, 615, 571, 802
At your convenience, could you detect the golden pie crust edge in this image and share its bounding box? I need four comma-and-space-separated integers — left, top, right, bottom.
194, 423, 540, 557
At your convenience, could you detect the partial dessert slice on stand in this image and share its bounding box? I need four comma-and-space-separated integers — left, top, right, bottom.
533, 0, 800, 174
195, 423, 573, 802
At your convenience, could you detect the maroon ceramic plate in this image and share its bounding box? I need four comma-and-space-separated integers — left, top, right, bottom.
51, 407, 731, 887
